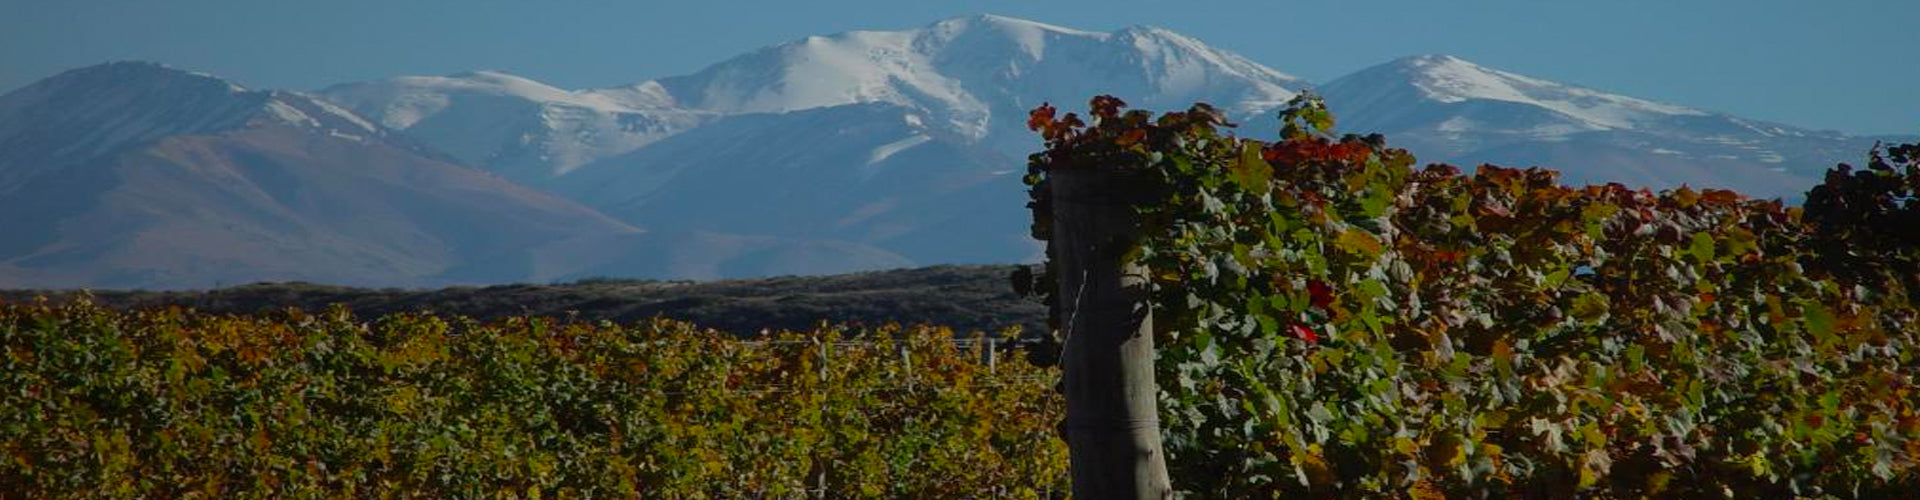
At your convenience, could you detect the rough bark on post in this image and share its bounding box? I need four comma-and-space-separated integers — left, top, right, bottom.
1050, 168, 1173, 499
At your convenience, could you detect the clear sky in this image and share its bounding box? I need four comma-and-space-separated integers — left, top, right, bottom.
4, 0, 1915, 135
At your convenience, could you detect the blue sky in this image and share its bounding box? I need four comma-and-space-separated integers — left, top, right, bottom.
4, 0, 1916, 135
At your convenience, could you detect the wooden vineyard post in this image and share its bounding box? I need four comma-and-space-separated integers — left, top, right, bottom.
816, 339, 829, 499
1049, 168, 1173, 498
987, 337, 997, 373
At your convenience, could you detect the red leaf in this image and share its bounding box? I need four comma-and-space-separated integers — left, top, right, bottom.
1060, 113, 1084, 129
1027, 104, 1056, 132
1331, 142, 1371, 163
1265, 137, 1337, 164
1089, 95, 1127, 119
1291, 324, 1319, 345
1039, 111, 1084, 143
1702, 189, 1741, 205
1307, 280, 1334, 310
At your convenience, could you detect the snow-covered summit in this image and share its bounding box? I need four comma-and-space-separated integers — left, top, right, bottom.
325, 70, 684, 130
922, 14, 1103, 57
1108, 25, 1302, 100
319, 70, 712, 182
939, 14, 1097, 34
1324, 54, 1707, 134
313, 15, 1307, 181
653, 14, 1305, 143
1319, 54, 1879, 199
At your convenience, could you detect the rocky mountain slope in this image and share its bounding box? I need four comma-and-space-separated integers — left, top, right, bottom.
0, 63, 903, 289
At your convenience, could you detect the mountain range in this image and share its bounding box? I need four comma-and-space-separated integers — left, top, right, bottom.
1, 15, 1903, 289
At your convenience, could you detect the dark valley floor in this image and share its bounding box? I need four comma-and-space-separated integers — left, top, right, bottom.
0, 264, 1046, 336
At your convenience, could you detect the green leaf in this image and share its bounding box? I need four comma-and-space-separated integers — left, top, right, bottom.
1359, 310, 1384, 338
1303, 105, 1334, 133
1687, 232, 1716, 263
1360, 188, 1391, 218
1334, 229, 1383, 257
1196, 331, 1221, 367
1256, 313, 1280, 337
1802, 301, 1837, 337
1570, 293, 1610, 323
1543, 268, 1570, 290
1230, 141, 1272, 189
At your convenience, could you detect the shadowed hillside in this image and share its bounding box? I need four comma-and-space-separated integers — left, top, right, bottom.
0, 264, 1046, 336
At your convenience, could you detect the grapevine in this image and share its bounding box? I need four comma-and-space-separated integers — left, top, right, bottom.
1021, 94, 1920, 497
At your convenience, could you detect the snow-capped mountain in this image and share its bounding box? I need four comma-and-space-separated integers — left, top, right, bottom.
318, 71, 713, 184
1324, 55, 1707, 135
0, 63, 904, 289
1319, 55, 1882, 198
4, 16, 1903, 289
653, 14, 1303, 155
322, 15, 1306, 183
303, 15, 1313, 270
310, 16, 1897, 272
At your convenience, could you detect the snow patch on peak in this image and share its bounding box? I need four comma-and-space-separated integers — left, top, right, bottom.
1113, 25, 1302, 107
432, 71, 588, 104
435, 70, 610, 105
583, 81, 684, 110
1114, 24, 1231, 53
867, 133, 931, 166
449, 69, 527, 80
255, 91, 389, 138
301, 94, 379, 133
321, 70, 670, 129
923, 14, 1102, 59
658, 26, 989, 137
262, 100, 321, 128
1392, 54, 1705, 129
318, 70, 716, 181
1401, 55, 1551, 104
930, 14, 1100, 37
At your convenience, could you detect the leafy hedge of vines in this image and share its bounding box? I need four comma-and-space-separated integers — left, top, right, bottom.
1020, 95, 1920, 498
0, 300, 1067, 498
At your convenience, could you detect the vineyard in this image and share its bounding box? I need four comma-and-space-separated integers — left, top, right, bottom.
0, 300, 1067, 498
